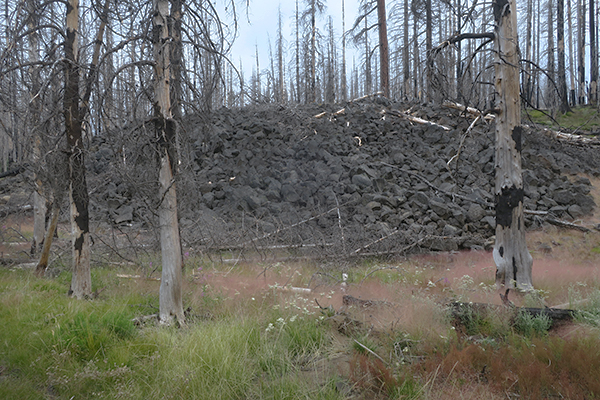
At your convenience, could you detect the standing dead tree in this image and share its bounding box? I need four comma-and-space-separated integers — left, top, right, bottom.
492, 0, 533, 292
428, 0, 534, 293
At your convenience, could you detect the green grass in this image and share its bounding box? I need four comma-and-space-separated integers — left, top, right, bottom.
525, 105, 600, 131
0, 267, 343, 400
2, 254, 600, 399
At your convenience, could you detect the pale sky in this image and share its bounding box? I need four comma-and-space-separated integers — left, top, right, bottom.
226, 0, 360, 79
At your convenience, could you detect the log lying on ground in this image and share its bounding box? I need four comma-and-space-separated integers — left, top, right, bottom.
449, 301, 576, 328
442, 100, 495, 120
524, 124, 600, 146
385, 109, 452, 131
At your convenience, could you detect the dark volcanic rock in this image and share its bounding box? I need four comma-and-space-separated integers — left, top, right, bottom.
85, 100, 599, 256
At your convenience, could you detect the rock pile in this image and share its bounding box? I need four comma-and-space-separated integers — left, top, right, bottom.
90, 99, 599, 256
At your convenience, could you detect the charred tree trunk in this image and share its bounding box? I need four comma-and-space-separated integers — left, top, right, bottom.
170, 0, 183, 119
568, 0, 576, 104
558, 0, 572, 112
578, 0, 586, 104
65, 0, 91, 299
310, 0, 317, 103
591, 0, 598, 103
35, 202, 60, 277
425, 0, 432, 101
377, 0, 389, 98
341, 0, 347, 102
492, 0, 533, 292
153, 0, 184, 325
546, 0, 556, 110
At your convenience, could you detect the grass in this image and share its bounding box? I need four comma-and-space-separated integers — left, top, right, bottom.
524, 105, 600, 132
1, 242, 600, 399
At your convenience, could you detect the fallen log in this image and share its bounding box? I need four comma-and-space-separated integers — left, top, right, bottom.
385, 109, 452, 131
523, 124, 600, 146
546, 218, 591, 232
442, 100, 495, 120
449, 300, 575, 328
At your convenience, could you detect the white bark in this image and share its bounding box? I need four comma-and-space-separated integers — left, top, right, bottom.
492, 0, 533, 292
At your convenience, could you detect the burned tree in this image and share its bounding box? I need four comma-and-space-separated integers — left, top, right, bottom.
492, 0, 533, 292
153, 0, 184, 325
428, 0, 533, 292
65, 0, 92, 299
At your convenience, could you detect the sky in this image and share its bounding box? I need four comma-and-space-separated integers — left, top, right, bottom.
224, 0, 361, 79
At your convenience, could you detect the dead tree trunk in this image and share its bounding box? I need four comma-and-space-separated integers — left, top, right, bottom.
35, 202, 60, 277
492, 0, 533, 292
65, 0, 92, 299
28, 0, 46, 256
578, 0, 586, 104
591, 0, 598, 104
558, 0, 572, 112
153, 0, 184, 325
377, 0, 389, 98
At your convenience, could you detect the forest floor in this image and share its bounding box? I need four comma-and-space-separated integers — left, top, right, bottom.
2, 101, 600, 399
1, 199, 600, 399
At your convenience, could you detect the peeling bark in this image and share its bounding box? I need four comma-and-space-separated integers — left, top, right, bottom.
65, 0, 91, 299
492, 0, 533, 292
153, 0, 184, 325
35, 202, 59, 277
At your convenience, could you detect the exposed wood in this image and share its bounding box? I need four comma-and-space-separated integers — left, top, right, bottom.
65, 0, 92, 299
546, 218, 592, 232
349, 91, 384, 102
442, 100, 495, 120
153, 0, 184, 325
492, 0, 533, 292
528, 125, 600, 146
34, 203, 60, 277
385, 110, 451, 131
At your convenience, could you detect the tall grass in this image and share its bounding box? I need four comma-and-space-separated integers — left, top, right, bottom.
0, 268, 341, 399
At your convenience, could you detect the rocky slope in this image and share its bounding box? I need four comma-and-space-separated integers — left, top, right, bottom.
4, 98, 598, 259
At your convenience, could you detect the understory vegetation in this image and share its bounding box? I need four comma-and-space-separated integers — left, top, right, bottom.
525, 105, 600, 132
1, 231, 600, 400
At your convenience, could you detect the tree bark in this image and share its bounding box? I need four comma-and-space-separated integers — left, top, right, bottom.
310, 0, 316, 103
591, 0, 598, 103
28, 0, 45, 256
578, 0, 586, 104
568, 0, 576, 104
558, 0, 572, 112
65, 0, 92, 299
170, 0, 183, 119
425, 0, 432, 101
402, 0, 409, 99
153, 0, 184, 325
341, 0, 347, 102
35, 202, 60, 277
546, 0, 556, 110
377, 0, 389, 98
492, 0, 533, 292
